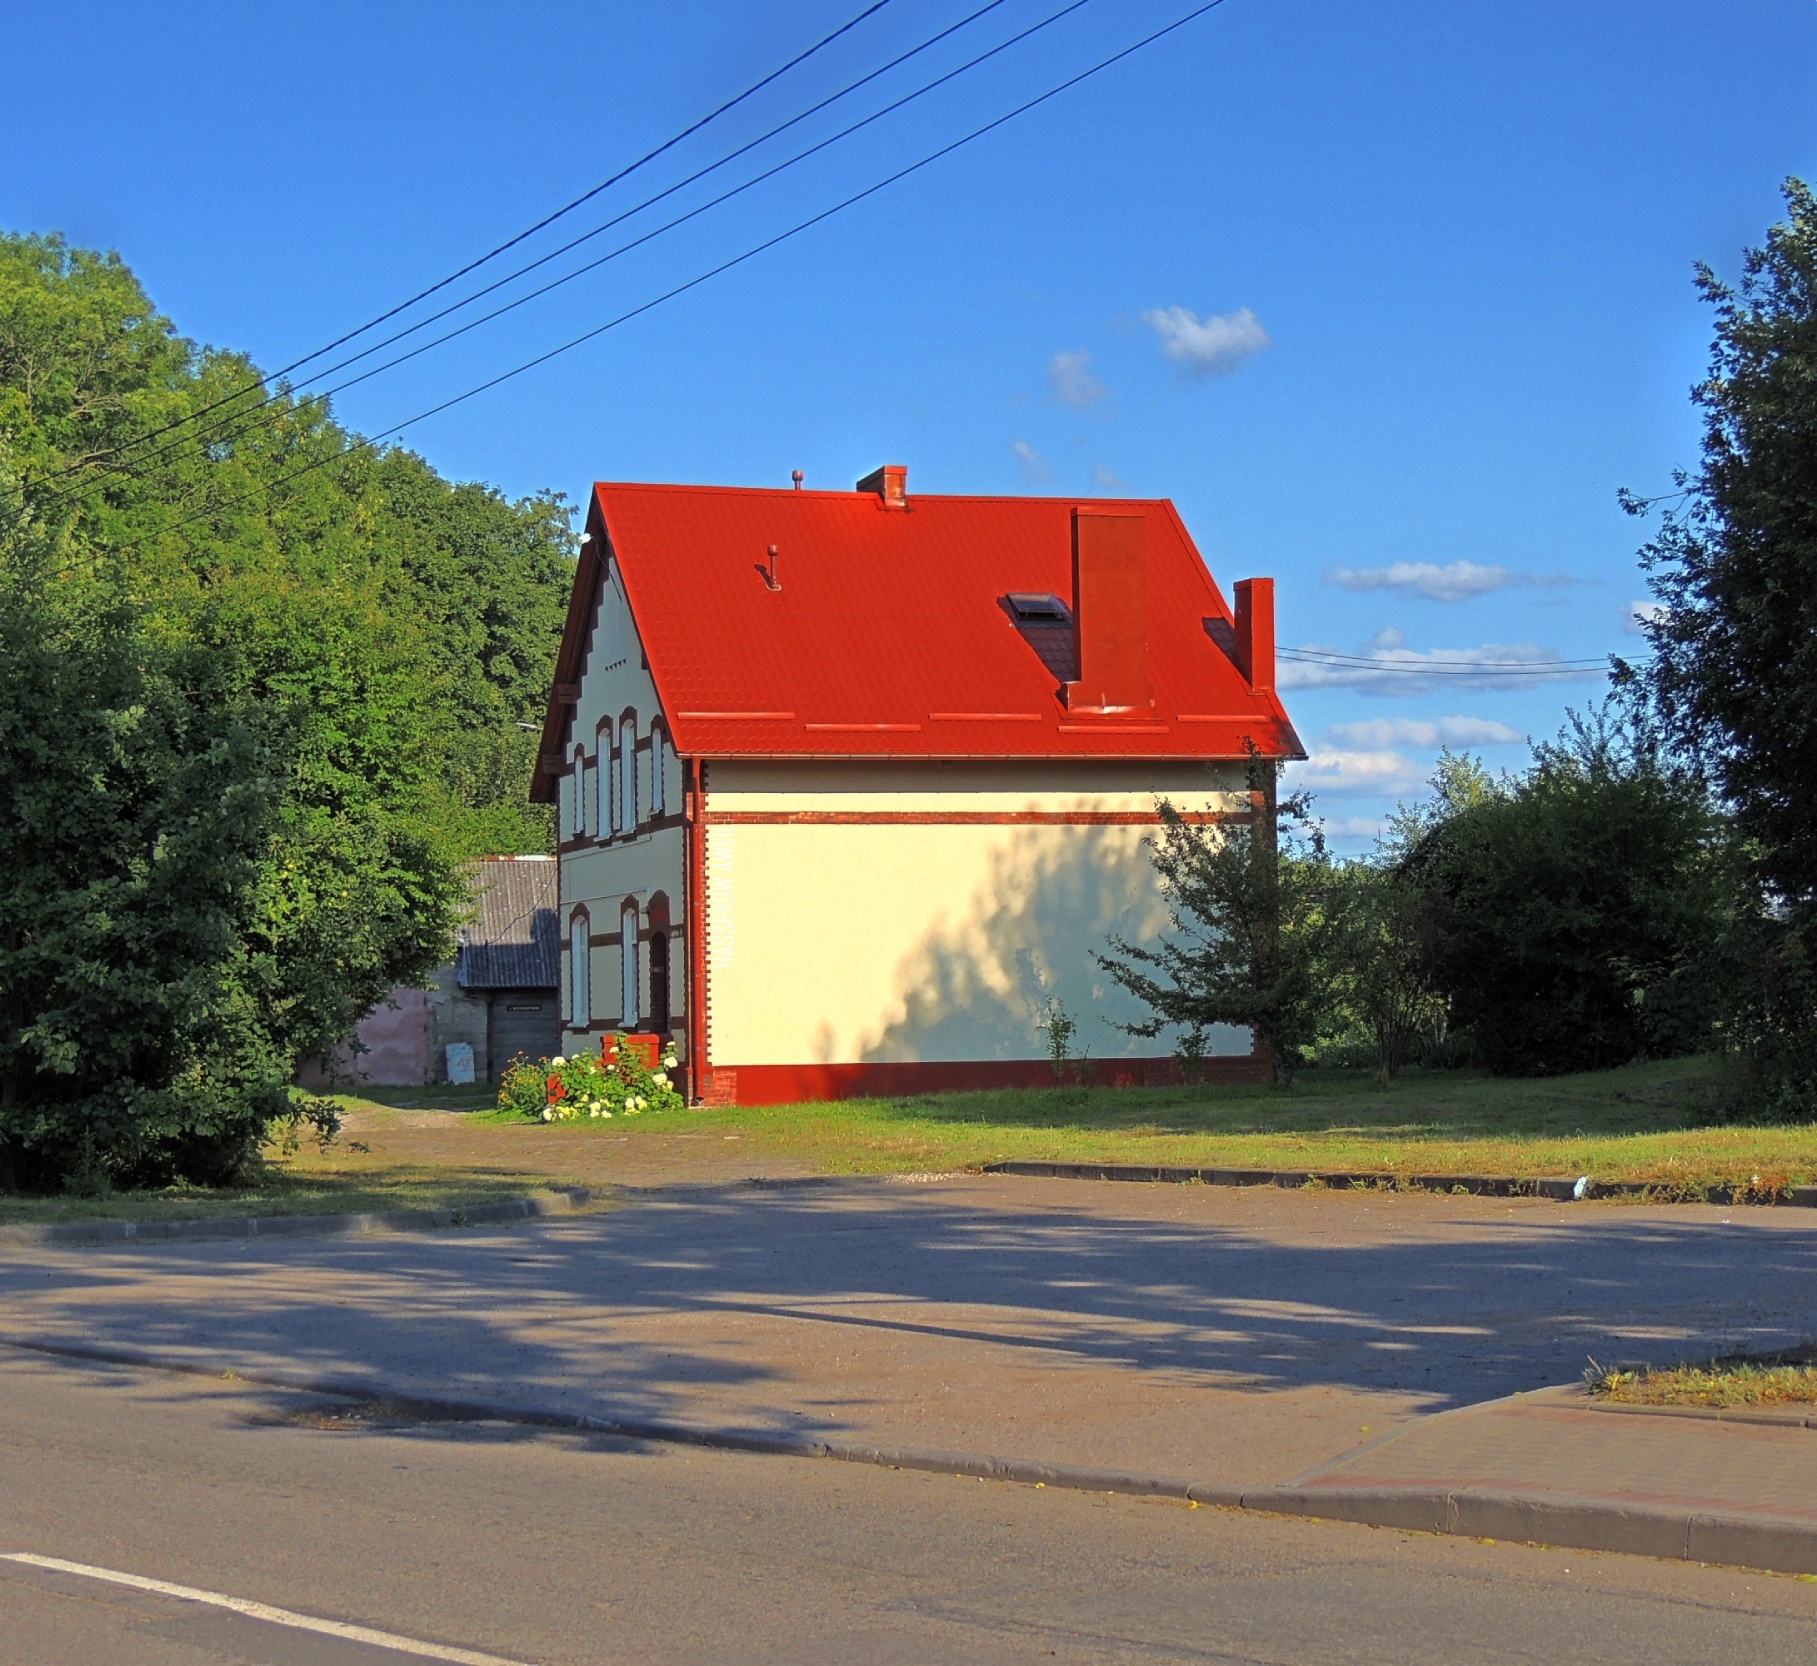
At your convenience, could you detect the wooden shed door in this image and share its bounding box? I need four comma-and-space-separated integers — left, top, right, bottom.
490, 991, 562, 1080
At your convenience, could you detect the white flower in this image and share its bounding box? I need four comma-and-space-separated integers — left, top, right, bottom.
601, 1109, 612, 1118
551, 1056, 566, 1067
588, 1107, 599, 1118
651, 1073, 668, 1088
541, 1108, 553, 1122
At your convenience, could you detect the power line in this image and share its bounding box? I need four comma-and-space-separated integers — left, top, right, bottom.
20, 0, 901, 495
31, 0, 1073, 521
1279, 648, 1607, 677
75, 0, 1234, 567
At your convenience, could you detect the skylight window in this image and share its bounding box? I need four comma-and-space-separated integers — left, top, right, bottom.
1006, 592, 1072, 624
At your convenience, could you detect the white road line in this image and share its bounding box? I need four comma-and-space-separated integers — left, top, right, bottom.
0, 1553, 535, 1665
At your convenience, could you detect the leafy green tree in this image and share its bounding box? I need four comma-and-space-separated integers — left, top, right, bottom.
0, 230, 574, 1184
1625, 179, 1817, 920
1398, 709, 1728, 1075
1619, 180, 1817, 1109
1323, 864, 1442, 1081
1101, 776, 1342, 1087
0, 536, 284, 1190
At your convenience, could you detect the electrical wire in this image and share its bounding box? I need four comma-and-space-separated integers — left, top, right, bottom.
1279, 648, 1607, 677
19, 0, 902, 494
70, 0, 1234, 566
31, 0, 1080, 519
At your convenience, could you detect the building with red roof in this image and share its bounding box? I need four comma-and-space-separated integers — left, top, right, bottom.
533, 465, 1302, 1105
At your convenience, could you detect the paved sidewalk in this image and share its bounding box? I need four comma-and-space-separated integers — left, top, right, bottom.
4, 1173, 1814, 1497
1297, 1388, 1817, 1518
1269, 1386, 1817, 1572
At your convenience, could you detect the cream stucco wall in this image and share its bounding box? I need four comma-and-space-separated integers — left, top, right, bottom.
558, 558, 685, 1045
704, 760, 1252, 1067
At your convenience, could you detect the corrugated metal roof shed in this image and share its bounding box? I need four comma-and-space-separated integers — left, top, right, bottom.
456, 857, 558, 990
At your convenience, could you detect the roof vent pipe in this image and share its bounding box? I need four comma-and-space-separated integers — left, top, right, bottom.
1233, 578, 1275, 693
855, 464, 907, 507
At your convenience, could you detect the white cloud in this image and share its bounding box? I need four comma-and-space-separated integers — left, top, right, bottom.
1284, 749, 1426, 796
1141, 304, 1272, 378
1010, 439, 1053, 484
1624, 598, 1665, 635
1316, 814, 1388, 842
1048, 349, 1107, 409
1326, 716, 1527, 748
1278, 638, 1605, 698
1326, 560, 1510, 602
1324, 560, 1577, 603
1090, 462, 1125, 489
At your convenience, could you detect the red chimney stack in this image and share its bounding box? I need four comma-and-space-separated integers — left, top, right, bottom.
1065, 508, 1153, 714
1233, 577, 1275, 693
856, 464, 908, 508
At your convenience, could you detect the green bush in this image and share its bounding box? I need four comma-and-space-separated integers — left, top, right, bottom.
497, 1036, 684, 1122
1399, 713, 1730, 1076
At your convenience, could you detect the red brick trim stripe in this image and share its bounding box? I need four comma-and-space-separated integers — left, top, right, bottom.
701, 1054, 1267, 1106
700, 809, 1243, 826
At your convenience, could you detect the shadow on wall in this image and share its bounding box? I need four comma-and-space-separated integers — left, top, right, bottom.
860, 819, 1246, 1064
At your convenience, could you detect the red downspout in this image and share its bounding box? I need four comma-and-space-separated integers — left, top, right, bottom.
685, 758, 710, 1104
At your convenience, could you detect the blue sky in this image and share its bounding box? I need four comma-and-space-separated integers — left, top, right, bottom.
6, 0, 1814, 845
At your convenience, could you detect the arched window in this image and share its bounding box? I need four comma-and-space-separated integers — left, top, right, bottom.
650, 724, 668, 819
594, 723, 610, 837
572, 746, 589, 839
569, 910, 590, 1028
618, 714, 638, 835
620, 899, 640, 1029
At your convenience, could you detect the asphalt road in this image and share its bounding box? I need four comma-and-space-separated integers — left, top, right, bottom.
3, 1349, 1816, 1665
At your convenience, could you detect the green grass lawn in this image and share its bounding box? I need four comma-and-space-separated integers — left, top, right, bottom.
470, 1052, 1817, 1192
0, 1168, 572, 1228
7, 1055, 1816, 1225
1590, 1346, 1817, 1407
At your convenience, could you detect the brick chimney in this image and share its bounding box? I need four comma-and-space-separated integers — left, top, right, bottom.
1065, 508, 1153, 714
856, 464, 907, 507
1233, 577, 1275, 692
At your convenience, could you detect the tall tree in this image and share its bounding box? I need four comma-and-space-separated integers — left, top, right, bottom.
0, 535, 281, 1190
1626, 178, 1817, 918
1100, 783, 1342, 1088
0, 231, 573, 1184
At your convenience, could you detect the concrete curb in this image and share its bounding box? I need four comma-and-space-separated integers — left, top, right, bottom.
985, 1160, 1817, 1209
1254, 1485, 1817, 1575
0, 1187, 593, 1249
6, 1332, 1815, 1578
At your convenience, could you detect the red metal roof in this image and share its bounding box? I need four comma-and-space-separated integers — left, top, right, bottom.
533, 479, 1302, 798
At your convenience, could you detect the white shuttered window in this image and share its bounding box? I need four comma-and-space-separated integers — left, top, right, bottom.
619, 716, 638, 834
569, 915, 589, 1027
620, 901, 639, 1029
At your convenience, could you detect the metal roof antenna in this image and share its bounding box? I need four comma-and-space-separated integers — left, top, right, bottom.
791, 469, 804, 490
765, 544, 781, 591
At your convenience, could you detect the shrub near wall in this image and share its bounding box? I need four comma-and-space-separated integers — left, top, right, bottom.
498, 1037, 682, 1121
